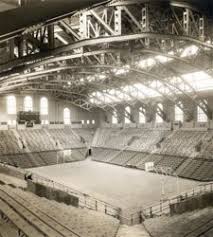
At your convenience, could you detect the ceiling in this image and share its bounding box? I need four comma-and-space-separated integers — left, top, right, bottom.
0, 0, 212, 120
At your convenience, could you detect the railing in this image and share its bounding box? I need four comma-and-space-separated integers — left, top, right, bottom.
0, 162, 121, 220
0, 163, 26, 179
122, 182, 213, 225
1, 162, 213, 225
31, 173, 121, 219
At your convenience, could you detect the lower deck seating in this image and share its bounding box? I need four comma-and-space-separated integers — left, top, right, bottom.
136, 154, 164, 170
0, 185, 120, 237
145, 207, 213, 237
126, 152, 149, 167
70, 148, 87, 161
92, 148, 120, 163
152, 155, 184, 173
178, 159, 213, 181
109, 151, 137, 166
0, 149, 87, 169
0, 218, 18, 237
178, 159, 203, 180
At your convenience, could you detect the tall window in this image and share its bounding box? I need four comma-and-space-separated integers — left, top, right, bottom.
24, 96, 33, 112
139, 107, 146, 124
175, 105, 184, 122
125, 106, 131, 124
40, 97, 48, 115
7, 95, 16, 115
197, 106, 207, 122
112, 111, 118, 124
156, 103, 163, 123
64, 108, 71, 124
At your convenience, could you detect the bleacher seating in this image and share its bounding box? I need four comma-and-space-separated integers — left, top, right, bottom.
92, 148, 120, 163
130, 129, 171, 152
70, 148, 87, 161
0, 130, 22, 155
0, 218, 18, 237
18, 129, 56, 152
159, 130, 207, 158
0, 185, 120, 237
73, 128, 95, 145
0, 127, 212, 181
152, 155, 184, 173
93, 128, 171, 152
92, 128, 213, 181
145, 207, 213, 237
177, 159, 213, 181
109, 151, 137, 166
48, 127, 84, 149
126, 152, 149, 167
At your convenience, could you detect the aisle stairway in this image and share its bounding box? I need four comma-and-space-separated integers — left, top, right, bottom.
116, 225, 150, 237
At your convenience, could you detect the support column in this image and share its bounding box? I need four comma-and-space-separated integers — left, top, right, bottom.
48, 25, 55, 49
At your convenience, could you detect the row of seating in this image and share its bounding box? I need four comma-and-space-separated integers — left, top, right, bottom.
47, 128, 84, 149
18, 129, 56, 152
92, 148, 213, 181
158, 130, 207, 158
72, 129, 95, 145
0, 217, 17, 237
145, 207, 213, 237
92, 148, 184, 173
92, 148, 121, 163
178, 159, 213, 181
93, 128, 213, 159
0, 149, 87, 168
0, 128, 92, 157
0, 185, 120, 237
0, 131, 22, 155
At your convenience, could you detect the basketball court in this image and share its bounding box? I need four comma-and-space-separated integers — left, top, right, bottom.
29, 159, 200, 212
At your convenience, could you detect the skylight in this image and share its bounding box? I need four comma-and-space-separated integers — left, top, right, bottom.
89, 71, 213, 105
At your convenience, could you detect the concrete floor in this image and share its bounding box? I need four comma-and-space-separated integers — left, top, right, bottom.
29, 159, 199, 211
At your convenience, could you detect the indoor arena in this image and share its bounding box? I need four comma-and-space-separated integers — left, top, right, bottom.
0, 0, 212, 237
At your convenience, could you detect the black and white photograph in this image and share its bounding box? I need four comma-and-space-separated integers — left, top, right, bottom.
0, 0, 212, 236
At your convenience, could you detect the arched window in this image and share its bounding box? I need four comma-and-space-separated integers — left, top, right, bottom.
197, 106, 207, 122
112, 111, 118, 124
156, 103, 163, 123
63, 108, 71, 124
139, 107, 146, 124
175, 105, 183, 122
24, 96, 33, 112
125, 106, 131, 124
7, 95, 16, 115
40, 97, 48, 115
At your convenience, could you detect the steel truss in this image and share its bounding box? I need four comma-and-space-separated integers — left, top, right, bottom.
0, 0, 212, 119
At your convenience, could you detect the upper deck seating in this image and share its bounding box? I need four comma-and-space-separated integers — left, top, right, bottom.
159, 130, 207, 158
73, 128, 95, 145
48, 128, 84, 149
18, 129, 56, 152
0, 130, 22, 155
93, 128, 171, 152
